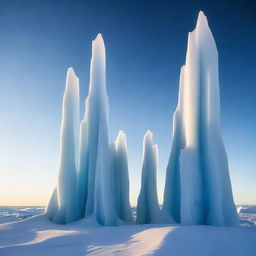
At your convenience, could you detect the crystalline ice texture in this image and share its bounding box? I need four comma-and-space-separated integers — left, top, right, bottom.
111, 131, 134, 224
162, 12, 238, 226
46, 68, 80, 224
78, 34, 118, 225
136, 130, 161, 224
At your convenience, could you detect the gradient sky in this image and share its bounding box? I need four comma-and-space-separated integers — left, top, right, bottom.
0, 0, 255, 206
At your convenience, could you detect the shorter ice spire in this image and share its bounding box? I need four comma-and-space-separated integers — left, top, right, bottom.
111, 131, 134, 224
136, 130, 161, 224
46, 67, 80, 224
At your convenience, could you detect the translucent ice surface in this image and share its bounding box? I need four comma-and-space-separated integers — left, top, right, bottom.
136, 130, 161, 224
46, 12, 238, 227
111, 131, 134, 224
46, 68, 80, 224
162, 12, 238, 226
78, 34, 118, 225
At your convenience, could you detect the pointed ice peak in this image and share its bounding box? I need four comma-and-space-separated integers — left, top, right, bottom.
67, 66, 74, 74
92, 33, 105, 57
144, 130, 153, 145
117, 130, 125, 139
115, 130, 127, 150
89, 33, 106, 94
142, 130, 155, 160
196, 11, 208, 26
198, 10, 206, 21
95, 33, 103, 42
195, 11, 209, 32
145, 129, 152, 139
66, 67, 79, 90
67, 67, 78, 79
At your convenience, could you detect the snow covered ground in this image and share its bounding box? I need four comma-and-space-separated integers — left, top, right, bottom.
0, 210, 255, 256
1, 206, 256, 226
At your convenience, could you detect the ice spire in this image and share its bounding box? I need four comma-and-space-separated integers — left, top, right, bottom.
46, 68, 80, 224
162, 11, 238, 226
111, 131, 134, 224
78, 33, 118, 225
136, 130, 161, 224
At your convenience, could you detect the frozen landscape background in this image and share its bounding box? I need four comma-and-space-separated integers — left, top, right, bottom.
0, 1, 255, 255
1, 205, 256, 227
0, 0, 255, 208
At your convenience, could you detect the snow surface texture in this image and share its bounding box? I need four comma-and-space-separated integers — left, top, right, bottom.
162, 11, 238, 226
136, 130, 162, 224
0, 206, 254, 226
0, 216, 255, 256
46, 12, 238, 227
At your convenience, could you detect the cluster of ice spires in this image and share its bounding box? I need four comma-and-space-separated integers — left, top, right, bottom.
46, 11, 238, 226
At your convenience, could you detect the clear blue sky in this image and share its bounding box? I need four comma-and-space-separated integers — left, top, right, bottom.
0, 0, 255, 206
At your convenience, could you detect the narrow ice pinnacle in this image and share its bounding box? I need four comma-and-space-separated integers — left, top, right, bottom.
46, 68, 80, 224
111, 131, 134, 224
78, 34, 118, 225
162, 11, 238, 226
136, 130, 161, 224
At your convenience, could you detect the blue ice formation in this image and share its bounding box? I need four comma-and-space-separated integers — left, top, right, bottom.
111, 131, 134, 224
46, 34, 119, 225
77, 34, 118, 225
46, 68, 80, 224
136, 130, 161, 224
162, 11, 238, 226
46, 12, 238, 227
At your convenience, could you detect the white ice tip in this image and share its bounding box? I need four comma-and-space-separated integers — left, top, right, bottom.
67, 67, 75, 75
92, 33, 105, 55
96, 33, 103, 40
117, 130, 126, 142
118, 130, 125, 136
95, 33, 104, 45
196, 11, 208, 28
115, 130, 127, 148
66, 67, 79, 89
146, 129, 151, 134
67, 67, 78, 79
144, 130, 153, 144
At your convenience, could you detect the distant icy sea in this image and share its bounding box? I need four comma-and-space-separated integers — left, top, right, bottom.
237, 205, 256, 227
0, 206, 45, 224
0, 205, 255, 227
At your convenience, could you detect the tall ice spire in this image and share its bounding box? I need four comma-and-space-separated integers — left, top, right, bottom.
162, 11, 238, 226
78, 33, 118, 225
